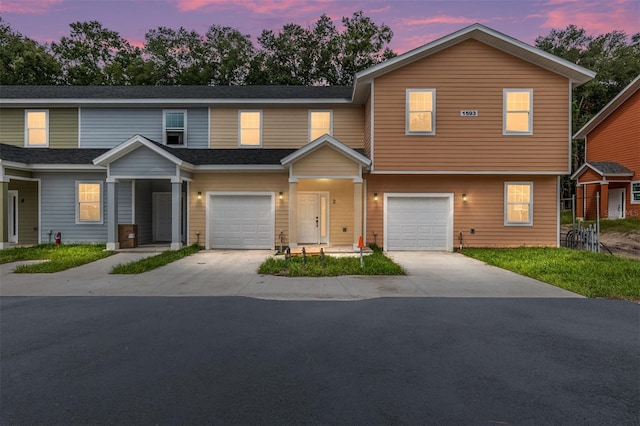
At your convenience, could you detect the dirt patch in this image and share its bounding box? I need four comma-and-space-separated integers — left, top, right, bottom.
561, 225, 640, 260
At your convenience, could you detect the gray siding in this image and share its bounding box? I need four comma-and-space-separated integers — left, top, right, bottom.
118, 180, 133, 223
34, 172, 108, 244
110, 148, 176, 176
80, 107, 208, 148
134, 180, 152, 244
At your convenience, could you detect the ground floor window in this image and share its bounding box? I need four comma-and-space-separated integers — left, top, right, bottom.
632, 181, 640, 204
77, 181, 103, 223
505, 182, 533, 225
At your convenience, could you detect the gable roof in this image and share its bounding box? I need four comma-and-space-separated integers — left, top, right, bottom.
0, 143, 107, 165
280, 134, 371, 167
573, 75, 640, 139
571, 161, 634, 180
352, 23, 595, 103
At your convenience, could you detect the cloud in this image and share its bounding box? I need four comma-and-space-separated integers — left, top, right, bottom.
539, 0, 638, 35
0, 0, 62, 13
174, 0, 332, 15
395, 15, 481, 27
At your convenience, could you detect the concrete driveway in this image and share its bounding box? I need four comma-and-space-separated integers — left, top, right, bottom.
0, 250, 581, 299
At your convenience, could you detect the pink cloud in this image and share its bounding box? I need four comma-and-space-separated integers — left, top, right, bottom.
365, 6, 392, 14
539, 0, 638, 35
174, 0, 332, 15
396, 15, 479, 27
0, 0, 62, 14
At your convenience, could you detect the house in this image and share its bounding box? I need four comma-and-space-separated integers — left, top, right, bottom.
571, 75, 640, 220
0, 24, 594, 251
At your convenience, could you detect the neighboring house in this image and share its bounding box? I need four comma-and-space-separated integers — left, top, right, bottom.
0, 24, 594, 251
571, 75, 640, 220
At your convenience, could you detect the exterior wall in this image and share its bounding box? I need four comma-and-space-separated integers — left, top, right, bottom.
189, 172, 289, 246
33, 171, 108, 244
110, 148, 176, 176
7, 179, 39, 244
586, 90, 640, 175
364, 95, 372, 157
5, 168, 32, 179
134, 180, 152, 244
80, 107, 208, 148
373, 39, 570, 172
210, 107, 364, 149
118, 180, 133, 223
366, 174, 559, 248
0, 108, 78, 148
578, 168, 603, 183
292, 146, 359, 176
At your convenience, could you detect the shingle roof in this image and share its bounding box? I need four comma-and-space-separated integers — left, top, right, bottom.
0, 85, 353, 100
588, 161, 634, 175
0, 143, 108, 164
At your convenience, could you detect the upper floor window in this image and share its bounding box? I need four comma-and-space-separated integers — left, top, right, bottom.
309, 111, 332, 142
504, 89, 533, 135
76, 181, 103, 224
25, 110, 48, 147
239, 111, 262, 147
505, 182, 533, 226
631, 181, 640, 204
163, 110, 186, 146
406, 89, 435, 135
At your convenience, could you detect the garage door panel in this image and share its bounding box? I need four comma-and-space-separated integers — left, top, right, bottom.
210, 195, 274, 249
386, 196, 452, 251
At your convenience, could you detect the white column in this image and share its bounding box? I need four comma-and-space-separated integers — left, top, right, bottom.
353, 179, 363, 251
171, 181, 182, 250
288, 180, 297, 248
106, 180, 119, 251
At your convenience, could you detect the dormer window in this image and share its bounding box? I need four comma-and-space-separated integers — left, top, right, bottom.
163, 110, 186, 146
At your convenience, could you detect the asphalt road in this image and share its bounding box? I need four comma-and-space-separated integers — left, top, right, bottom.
1, 296, 638, 425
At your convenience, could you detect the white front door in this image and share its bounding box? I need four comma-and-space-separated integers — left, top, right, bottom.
8, 191, 18, 243
153, 193, 172, 241
297, 193, 320, 244
608, 189, 625, 219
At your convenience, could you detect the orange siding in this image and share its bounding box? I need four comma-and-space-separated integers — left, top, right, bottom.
366, 174, 559, 248
292, 146, 359, 176
578, 167, 603, 183
364, 95, 372, 157
373, 39, 570, 172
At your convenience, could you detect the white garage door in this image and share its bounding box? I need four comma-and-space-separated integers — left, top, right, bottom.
385, 195, 452, 251
209, 194, 274, 249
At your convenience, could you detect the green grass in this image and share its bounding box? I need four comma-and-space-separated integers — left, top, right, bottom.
258, 250, 405, 277
589, 218, 640, 234
111, 244, 200, 274
0, 244, 113, 273
463, 247, 640, 301
560, 209, 574, 225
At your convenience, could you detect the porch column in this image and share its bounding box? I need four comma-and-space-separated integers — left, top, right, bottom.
576, 185, 584, 219
599, 182, 609, 219
106, 180, 119, 251
288, 179, 297, 248
0, 179, 9, 249
171, 180, 182, 250
353, 179, 363, 251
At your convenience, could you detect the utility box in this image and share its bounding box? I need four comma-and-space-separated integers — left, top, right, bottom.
118, 224, 138, 249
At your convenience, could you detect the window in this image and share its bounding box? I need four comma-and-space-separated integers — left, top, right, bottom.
504, 89, 533, 134
25, 110, 48, 146
632, 181, 640, 204
505, 182, 533, 226
309, 111, 332, 141
77, 182, 103, 223
406, 89, 435, 135
163, 110, 186, 146
239, 111, 262, 146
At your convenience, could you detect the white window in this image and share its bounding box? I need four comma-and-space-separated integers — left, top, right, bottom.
309, 110, 332, 142
504, 89, 533, 134
505, 182, 533, 226
163, 110, 186, 146
25, 110, 49, 147
632, 181, 640, 204
239, 111, 262, 147
406, 89, 435, 135
76, 182, 103, 223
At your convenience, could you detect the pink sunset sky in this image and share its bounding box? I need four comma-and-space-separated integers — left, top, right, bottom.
1, 0, 638, 53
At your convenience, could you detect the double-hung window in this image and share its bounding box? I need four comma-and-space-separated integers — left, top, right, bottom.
309, 111, 332, 142
239, 111, 262, 147
164, 110, 186, 146
77, 182, 103, 224
505, 182, 533, 226
632, 181, 640, 204
406, 89, 435, 135
25, 110, 49, 147
504, 89, 533, 134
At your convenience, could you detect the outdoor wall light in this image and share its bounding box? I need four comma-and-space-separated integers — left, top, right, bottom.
197, 191, 202, 200
374, 192, 378, 201
279, 191, 283, 200
462, 193, 467, 202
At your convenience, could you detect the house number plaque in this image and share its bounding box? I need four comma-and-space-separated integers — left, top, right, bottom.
460, 110, 478, 116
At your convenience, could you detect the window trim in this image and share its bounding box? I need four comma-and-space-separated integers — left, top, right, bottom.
308, 110, 333, 142
504, 181, 534, 226
405, 89, 436, 135
631, 181, 640, 204
76, 181, 104, 224
163, 109, 187, 147
503, 89, 533, 135
238, 110, 263, 148
25, 109, 49, 147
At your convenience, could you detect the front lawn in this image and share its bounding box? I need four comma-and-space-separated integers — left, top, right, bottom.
595, 218, 640, 234
111, 244, 200, 274
0, 244, 113, 273
463, 247, 640, 301
259, 250, 405, 277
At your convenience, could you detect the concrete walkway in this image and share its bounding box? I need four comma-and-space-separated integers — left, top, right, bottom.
0, 250, 582, 300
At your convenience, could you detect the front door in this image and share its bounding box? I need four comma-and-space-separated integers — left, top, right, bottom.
8, 190, 18, 243
297, 193, 320, 244
608, 189, 625, 219
153, 192, 172, 241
